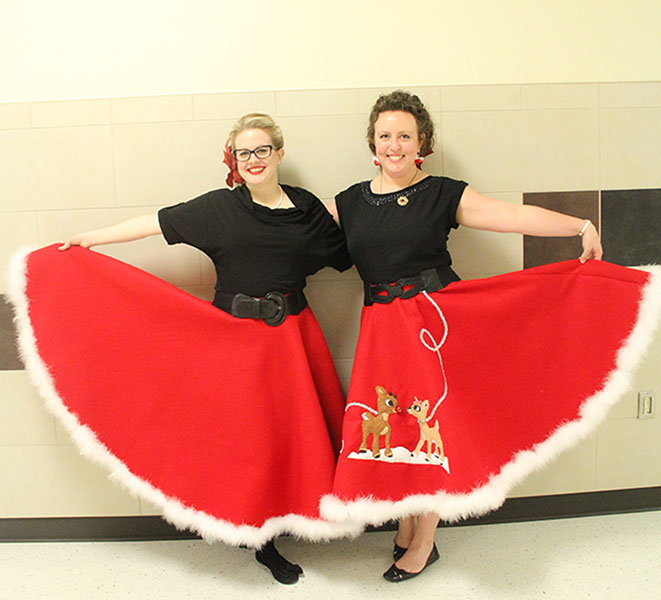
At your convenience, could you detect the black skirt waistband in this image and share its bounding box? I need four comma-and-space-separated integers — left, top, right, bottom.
213, 289, 307, 326
364, 267, 459, 306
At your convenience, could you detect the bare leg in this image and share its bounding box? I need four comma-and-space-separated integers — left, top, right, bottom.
394, 515, 417, 549
394, 512, 440, 573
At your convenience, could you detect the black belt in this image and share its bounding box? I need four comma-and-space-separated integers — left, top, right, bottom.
364, 267, 458, 306
213, 289, 307, 326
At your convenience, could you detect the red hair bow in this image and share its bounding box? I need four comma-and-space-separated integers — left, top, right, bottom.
223, 139, 244, 188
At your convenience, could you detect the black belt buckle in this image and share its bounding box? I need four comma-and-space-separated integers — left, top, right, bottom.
365, 268, 444, 305
369, 282, 395, 304
263, 291, 287, 326
231, 293, 261, 319
230, 292, 288, 326
398, 278, 424, 299
368, 279, 422, 304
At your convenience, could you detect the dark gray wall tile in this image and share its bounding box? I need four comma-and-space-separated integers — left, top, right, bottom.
602, 189, 661, 266
0, 295, 24, 370
523, 191, 600, 268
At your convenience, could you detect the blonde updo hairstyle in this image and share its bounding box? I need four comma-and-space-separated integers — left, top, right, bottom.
366, 90, 435, 156
228, 113, 284, 150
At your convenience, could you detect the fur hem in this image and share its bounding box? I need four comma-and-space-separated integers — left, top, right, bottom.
320, 264, 661, 526
7, 247, 362, 548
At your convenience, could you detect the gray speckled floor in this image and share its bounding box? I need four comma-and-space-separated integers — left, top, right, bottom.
2, 512, 660, 599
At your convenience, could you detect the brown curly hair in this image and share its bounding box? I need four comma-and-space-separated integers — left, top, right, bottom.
366, 90, 435, 156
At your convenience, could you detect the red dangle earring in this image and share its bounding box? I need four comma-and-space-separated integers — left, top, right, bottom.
415, 154, 424, 168
373, 156, 381, 167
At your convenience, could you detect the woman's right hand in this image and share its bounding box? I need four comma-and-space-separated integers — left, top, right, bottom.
59, 233, 96, 251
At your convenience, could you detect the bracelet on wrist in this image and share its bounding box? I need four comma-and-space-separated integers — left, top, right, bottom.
578, 220, 591, 237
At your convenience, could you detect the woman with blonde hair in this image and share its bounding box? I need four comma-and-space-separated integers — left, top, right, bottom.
10, 113, 356, 584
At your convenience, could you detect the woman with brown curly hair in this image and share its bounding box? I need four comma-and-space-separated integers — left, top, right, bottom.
321, 90, 660, 582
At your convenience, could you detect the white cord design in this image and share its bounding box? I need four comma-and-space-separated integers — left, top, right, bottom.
344, 291, 450, 419
419, 291, 449, 422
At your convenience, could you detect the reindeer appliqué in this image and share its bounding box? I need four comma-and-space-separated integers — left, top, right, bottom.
359, 385, 401, 458
407, 398, 445, 462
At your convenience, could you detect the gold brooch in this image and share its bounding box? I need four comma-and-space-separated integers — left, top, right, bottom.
397, 196, 409, 206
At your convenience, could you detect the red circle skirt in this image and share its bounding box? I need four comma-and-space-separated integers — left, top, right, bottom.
8, 244, 362, 547
321, 259, 661, 526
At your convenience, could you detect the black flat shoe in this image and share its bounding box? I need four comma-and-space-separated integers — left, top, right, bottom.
393, 542, 407, 561
255, 540, 303, 585
383, 543, 439, 582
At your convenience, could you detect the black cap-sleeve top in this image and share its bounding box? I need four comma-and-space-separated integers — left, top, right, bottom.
158, 185, 352, 299
335, 176, 468, 284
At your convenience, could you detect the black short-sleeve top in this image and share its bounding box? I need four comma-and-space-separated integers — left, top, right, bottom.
335, 175, 468, 284
158, 184, 352, 298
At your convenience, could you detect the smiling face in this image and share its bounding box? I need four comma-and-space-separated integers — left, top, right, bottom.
373, 111, 424, 178
233, 128, 284, 187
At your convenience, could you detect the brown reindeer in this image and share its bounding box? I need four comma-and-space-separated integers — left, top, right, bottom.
359, 385, 400, 458
407, 398, 445, 461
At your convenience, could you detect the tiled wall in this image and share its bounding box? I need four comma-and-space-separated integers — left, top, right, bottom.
1, 82, 660, 518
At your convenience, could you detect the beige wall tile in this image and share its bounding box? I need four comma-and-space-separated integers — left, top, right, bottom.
200, 253, 216, 286
628, 326, 661, 401
522, 84, 599, 109
607, 326, 661, 420
508, 433, 597, 497
0, 127, 115, 211
276, 89, 359, 117
54, 422, 75, 446
305, 278, 363, 360
111, 95, 193, 124
193, 92, 276, 120
139, 498, 163, 516
358, 87, 442, 113
308, 264, 359, 283
37, 208, 204, 287
113, 120, 230, 208
596, 419, 661, 489
0, 103, 31, 129
0, 212, 39, 294
448, 192, 523, 278
442, 109, 600, 193
0, 372, 57, 445
441, 85, 520, 112
277, 115, 373, 199
178, 285, 215, 302
600, 82, 661, 108
333, 358, 354, 397
600, 108, 661, 189
30, 99, 111, 128
0, 445, 140, 517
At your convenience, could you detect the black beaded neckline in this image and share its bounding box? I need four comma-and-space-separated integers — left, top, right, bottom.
360, 176, 435, 206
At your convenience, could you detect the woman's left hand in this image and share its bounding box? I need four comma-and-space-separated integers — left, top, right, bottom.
579, 221, 603, 263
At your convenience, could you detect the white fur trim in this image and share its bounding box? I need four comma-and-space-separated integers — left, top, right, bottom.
7, 247, 362, 547
321, 265, 661, 526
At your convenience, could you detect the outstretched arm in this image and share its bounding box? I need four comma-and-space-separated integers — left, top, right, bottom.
456, 187, 602, 263
59, 213, 162, 251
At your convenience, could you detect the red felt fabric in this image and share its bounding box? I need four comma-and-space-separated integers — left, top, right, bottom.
332, 260, 650, 504
23, 244, 345, 528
